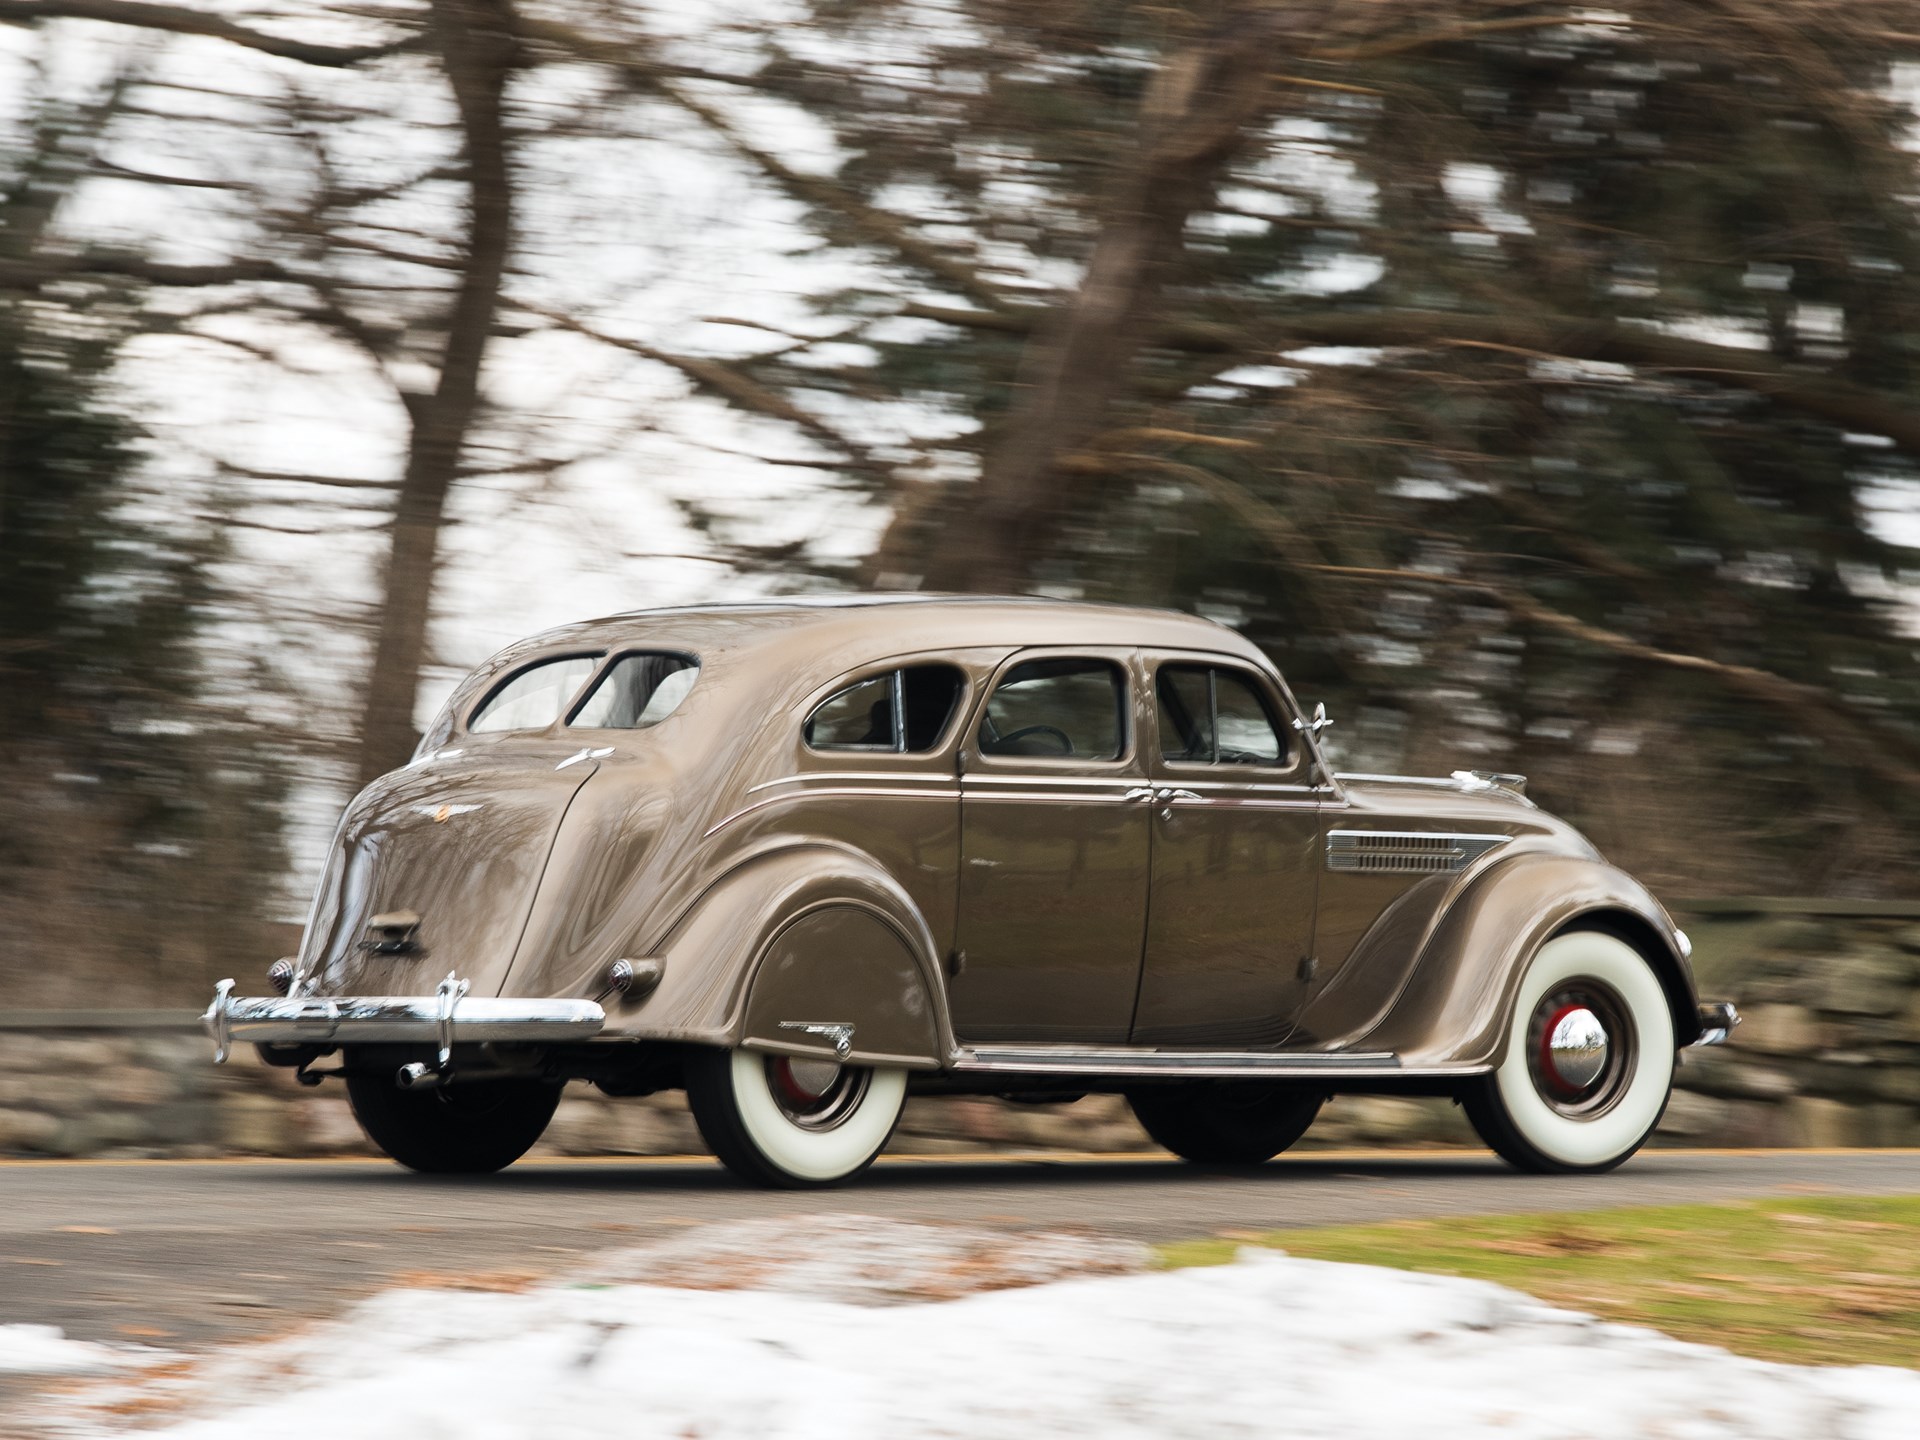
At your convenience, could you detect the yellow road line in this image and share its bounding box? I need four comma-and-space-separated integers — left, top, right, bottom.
2, 1147, 1917, 1169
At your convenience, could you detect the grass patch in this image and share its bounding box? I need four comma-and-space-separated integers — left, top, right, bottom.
1160, 1196, 1920, 1369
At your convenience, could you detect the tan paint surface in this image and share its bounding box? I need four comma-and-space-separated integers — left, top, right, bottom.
281, 596, 1705, 1081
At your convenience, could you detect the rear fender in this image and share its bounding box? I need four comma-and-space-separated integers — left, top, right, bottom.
1358, 853, 1699, 1067
602, 843, 949, 1068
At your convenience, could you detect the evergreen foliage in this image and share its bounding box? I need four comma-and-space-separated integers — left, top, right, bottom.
0, 92, 288, 1006
679, 1, 1920, 894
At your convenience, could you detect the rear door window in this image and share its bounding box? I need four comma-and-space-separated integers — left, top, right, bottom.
469, 655, 600, 733
978, 658, 1125, 761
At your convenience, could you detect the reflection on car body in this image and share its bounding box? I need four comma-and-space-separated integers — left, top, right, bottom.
206, 595, 1738, 1186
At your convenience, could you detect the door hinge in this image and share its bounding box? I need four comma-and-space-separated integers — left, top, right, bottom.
1297, 955, 1318, 982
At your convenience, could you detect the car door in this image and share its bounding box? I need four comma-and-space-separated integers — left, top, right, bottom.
949, 647, 1151, 1043
1129, 654, 1322, 1047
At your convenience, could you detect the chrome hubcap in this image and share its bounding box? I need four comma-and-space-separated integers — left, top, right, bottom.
766, 1055, 869, 1132
1526, 981, 1634, 1118
1544, 1006, 1610, 1092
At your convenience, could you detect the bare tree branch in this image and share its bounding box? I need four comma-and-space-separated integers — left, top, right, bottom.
0, 1, 415, 68
0, 252, 287, 290
654, 81, 1016, 314
519, 298, 901, 484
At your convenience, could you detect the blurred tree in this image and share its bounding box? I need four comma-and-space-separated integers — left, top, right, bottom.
608, 0, 1920, 894
0, 81, 288, 1005
0, 0, 527, 786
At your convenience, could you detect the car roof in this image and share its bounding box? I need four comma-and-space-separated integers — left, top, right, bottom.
499, 594, 1261, 673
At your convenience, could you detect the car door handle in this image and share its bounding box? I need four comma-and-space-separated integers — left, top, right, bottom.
1122, 786, 1156, 803
1154, 787, 1203, 802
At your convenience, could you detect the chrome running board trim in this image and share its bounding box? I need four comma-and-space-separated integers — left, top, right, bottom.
950, 1045, 1488, 1081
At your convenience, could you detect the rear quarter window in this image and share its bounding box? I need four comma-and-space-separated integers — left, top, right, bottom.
468, 654, 600, 733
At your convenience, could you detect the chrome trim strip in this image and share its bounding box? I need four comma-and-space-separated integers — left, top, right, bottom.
949, 1045, 1485, 1080
960, 792, 1148, 806
705, 786, 961, 838
961, 773, 1142, 788
746, 771, 955, 794
1334, 770, 1535, 807
201, 988, 605, 1058
1335, 771, 1467, 786
1166, 798, 1321, 810
1153, 779, 1319, 794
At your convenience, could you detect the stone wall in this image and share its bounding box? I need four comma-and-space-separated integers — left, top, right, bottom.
2, 902, 1915, 1160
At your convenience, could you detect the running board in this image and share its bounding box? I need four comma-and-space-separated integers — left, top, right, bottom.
951, 1045, 1487, 1081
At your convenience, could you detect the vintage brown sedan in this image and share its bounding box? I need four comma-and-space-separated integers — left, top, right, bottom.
206, 596, 1737, 1186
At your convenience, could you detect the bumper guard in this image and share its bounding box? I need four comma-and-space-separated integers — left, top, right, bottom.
1692, 1000, 1740, 1048
203, 973, 606, 1064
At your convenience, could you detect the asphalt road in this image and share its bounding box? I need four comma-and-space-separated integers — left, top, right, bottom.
6, 1148, 1920, 1359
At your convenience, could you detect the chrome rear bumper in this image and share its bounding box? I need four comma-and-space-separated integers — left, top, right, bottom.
202, 975, 605, 1064
1693, 1000, 1740, 1047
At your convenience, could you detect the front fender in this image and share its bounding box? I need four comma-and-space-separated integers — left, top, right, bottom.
600, 842, 950, 1068
1358, 853, 1698, 1067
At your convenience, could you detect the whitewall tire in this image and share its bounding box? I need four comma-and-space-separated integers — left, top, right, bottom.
685, 1046, 907, 1188
1464, 929, 1675, 1173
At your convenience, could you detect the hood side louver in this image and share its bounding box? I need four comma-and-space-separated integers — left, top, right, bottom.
1327, 830, 1512, 875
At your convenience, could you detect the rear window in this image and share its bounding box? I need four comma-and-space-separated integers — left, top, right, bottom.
569, 653, 699, 729
469, 655, 600, 733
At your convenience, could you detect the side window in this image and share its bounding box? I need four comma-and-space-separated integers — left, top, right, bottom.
805, 664, 965, 752
1156, 665, 1286, 766
570, 653, 698, 729
469, 654, 600, 733
979, 658, 1125, 761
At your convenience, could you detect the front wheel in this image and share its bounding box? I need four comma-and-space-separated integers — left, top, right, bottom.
1127, 1083, 1323, 1165
345, 1073, 561, 1174
1463, 929, 1675, 1174
685, 1047, 906, 1188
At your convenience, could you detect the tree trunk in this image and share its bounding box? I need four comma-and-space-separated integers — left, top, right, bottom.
921, 3, 1335, 594
354, 0, 518, 787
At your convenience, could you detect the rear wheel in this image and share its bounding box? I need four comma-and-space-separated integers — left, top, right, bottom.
685, 1047, 906, 1188
1127, 1083, 1324, 1165
1463, 929, 1675, 1174
346, 1073, 560, 1174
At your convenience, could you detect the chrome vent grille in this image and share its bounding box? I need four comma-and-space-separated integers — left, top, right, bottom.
1326, 830, 1511, 875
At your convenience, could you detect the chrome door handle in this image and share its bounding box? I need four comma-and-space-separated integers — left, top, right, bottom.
1122, 786, 1155, 803
1155, 787, 1203, 802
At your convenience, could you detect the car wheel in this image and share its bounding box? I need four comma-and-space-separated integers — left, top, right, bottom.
1126, 1083, 1324, 1165
345, 1073, 561, 1174
685, 1046, 906, 1188
1463, 928, 1675, 1174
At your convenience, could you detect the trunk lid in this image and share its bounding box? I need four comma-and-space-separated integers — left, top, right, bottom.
298, 744, 600, 998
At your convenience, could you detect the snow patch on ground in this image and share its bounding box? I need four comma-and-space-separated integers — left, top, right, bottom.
581, 1213, 1151, 1302
0, 1325, 144, 1377
28, 1218, 1920, 1438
